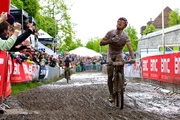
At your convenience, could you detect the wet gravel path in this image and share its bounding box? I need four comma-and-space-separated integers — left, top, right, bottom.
1, 72, 180, 120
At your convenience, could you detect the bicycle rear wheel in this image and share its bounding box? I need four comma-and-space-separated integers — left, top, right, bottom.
118, 72, 124, 109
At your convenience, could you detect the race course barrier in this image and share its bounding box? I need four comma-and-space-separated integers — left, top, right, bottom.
0, 50, 67, 113
124, 59, 141, 78
102, 53, 180, 93
142, 52, 180, 85
0, 51, 8, 104
10, 60, 32, 83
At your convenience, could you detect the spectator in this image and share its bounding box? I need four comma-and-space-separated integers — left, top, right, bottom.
49, 57, 57, 67
0, 13, 35, 52
8, 23, 35, 52
0, 12, 21, 50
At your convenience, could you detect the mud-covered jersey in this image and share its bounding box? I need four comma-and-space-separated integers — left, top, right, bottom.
64, 58, 71, 68
103, 29, 130, 62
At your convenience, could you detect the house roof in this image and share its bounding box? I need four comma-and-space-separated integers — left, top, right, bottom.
140, 6, 172, 35
151, 6, 172, 29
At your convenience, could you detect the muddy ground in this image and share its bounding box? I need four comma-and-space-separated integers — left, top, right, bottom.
0, 72, 180, 120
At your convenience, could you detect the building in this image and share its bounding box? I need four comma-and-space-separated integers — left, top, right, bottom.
140, 6, 172, 35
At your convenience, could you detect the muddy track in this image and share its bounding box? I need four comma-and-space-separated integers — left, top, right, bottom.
1, 72, 180, 120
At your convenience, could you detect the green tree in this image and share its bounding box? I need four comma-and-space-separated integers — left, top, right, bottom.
86, 38, 100, 52
168, 8, 180, 26
11, 0, 24, 8
59, 38, 84, 52
86, 37, 108, 53
11, 0, 41, 17
11, 0, 56, 37
69, 39, 83, 51
35, 14, 57, 38
21, 0, 40, 17
124, 25, 138, 52
40, 0, 75, 50
142, 24, 156, 35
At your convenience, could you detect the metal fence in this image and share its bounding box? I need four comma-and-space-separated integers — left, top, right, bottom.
75, 63, 102, 72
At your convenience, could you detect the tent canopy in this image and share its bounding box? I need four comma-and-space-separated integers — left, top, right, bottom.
69, 47, 102, 57
38, 29, 54, 44
38, 42, 55, 56
38, 29, 53, 39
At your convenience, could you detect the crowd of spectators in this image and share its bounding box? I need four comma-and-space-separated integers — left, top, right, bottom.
18, 48, 106, 72
9, 49, 106, 72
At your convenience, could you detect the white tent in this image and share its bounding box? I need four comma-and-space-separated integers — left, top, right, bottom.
69, 47, 102, 57
38, 42, 55, 56
38, 29, 53, 39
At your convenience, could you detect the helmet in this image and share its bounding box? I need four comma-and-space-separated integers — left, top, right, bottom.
118, 17, 128, 27
66, 55, 69, 58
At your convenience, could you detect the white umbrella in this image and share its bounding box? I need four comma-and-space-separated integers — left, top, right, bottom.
69, 47, 102, 57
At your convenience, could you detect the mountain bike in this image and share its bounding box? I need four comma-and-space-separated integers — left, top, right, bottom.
106, 59, 134, 109
63, 67, 71, 83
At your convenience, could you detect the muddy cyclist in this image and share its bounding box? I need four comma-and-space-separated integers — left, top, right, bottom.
100, 17, 136, 102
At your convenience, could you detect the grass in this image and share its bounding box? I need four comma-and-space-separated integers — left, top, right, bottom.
11, 76, 64, 96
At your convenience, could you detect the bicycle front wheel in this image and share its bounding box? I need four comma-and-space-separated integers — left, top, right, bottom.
117, 72, 124, 109
65, 71, 69, 83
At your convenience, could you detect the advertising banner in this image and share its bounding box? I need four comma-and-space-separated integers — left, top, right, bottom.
130, 59, 141, 78
124, 60, 141, 78
159, 53, 174, 83
10, 60, 32, 83
172, 52, 180, 84
148, 55, 161, 81
0, 51, 7, 104
124, 64, 131, 77
4, 54, 12, 98
0, 0, 11, 13
142, 53, 180, 85
39, 66, 48, 79
142, 57, 150, 78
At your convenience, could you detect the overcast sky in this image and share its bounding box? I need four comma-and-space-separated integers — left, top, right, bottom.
69, 0, 180, 44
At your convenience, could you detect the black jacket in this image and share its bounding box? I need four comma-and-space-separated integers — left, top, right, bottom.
0, 29, 33, 52
9, 29, 33, 52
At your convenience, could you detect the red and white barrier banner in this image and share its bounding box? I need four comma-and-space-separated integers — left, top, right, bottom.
10, 60, 32, 83
0, 0, 11, 13
173, 53, 180, 84
142, 53, 180, 84
4, 54, 12, 98
0, 51, 7, 104
142, 56, 150, 79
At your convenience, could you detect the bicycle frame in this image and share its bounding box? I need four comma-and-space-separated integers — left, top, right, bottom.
115, 66, 124, 108
107, 60, 131, 109
63, 67, 71, 83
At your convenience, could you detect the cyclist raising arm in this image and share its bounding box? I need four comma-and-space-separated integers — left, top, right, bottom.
100, 17, 135, 102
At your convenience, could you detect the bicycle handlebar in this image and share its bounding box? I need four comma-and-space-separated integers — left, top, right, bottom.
62, 67, 73, 69
105, 60, 134, 66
